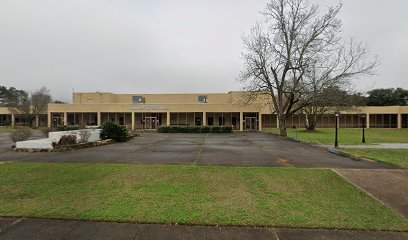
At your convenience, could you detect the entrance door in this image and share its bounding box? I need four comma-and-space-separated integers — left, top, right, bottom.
145, 117, 157, 130
245, 117, 257, 131
52, 117, 63, 127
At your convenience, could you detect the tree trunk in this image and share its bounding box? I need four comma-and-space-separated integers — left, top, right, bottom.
305, 114, 317, 131
278, 116, 287, 137
306, 124, 316, 131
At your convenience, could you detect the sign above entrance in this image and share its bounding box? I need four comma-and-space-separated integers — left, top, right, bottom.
130, 106, 170, 111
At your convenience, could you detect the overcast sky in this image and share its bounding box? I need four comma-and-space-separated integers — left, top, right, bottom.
1, 0, 407, 102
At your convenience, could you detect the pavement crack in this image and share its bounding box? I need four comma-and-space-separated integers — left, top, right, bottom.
0, 218, 23, 234
61, 221, 81, 240
131, 224, 143, 240
194, 134, 208, 165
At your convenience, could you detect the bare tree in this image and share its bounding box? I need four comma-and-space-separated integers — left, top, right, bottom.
240, 0, 369, 136
302, 86, 366, 130
301, 40, 377, 130
8, 87, 52, 126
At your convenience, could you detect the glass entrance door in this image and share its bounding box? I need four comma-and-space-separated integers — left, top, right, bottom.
144, 117, 157, 130
245, 117, 257, 131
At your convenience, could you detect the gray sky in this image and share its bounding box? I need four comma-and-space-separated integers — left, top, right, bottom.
1, 0, 407, 102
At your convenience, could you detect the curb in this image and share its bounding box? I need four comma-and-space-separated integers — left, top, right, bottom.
327, 148, 376, 163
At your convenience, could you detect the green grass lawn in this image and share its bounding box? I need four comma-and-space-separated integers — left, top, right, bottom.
264, 128, 408, 145
341, 149, 408, 169
0, 127, 16, 133
0, 163, 407, 231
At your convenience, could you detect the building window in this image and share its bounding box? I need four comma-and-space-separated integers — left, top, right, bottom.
232, 117, 237, 127
171, 116, 177, 124
198, 96, 208, 103
208, 117, 214, 126
132, 96, 145, 104
219, 117, 225, 126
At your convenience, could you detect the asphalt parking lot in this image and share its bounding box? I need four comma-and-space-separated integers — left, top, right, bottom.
0, 132, 395, 169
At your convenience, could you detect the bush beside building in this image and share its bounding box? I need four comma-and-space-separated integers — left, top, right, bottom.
158, 125, 233, 133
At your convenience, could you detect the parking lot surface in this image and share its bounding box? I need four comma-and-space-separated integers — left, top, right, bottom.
0, 132, 395, 169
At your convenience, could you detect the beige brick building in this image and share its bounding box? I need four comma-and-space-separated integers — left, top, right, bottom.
1, 91, 407, 130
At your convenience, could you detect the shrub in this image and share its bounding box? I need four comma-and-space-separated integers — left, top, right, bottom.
0, 119, 11, 126
56, 125, 80, 131
157, 125, 233, 134
100, 122, 130, 142
169, 126, 180, 133
179, 126, 191, 133
201, 126, 211, 133
211, 126, 222, 133
220, 126, 233, 133
57, 135, 77, 146
190, 126, 202, 133
10, 128, 32, 142
158, 126, 170, 133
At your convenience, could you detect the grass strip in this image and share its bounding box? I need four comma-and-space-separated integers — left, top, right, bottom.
0, 163, 407, 231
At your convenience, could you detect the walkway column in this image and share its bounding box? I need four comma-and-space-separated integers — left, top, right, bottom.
276, 115, 280, 129
97, 112, 101, 126
366, 113, 370, 129
131, 112, 135, 130
35, 115, 39, 127
239, 112, 244, 131
258, 113, 262, 131
166, 112, 171, 126
11, 114, 15, 127
397, 114, 402, 129
63, 112, 67, 126
203, 112, 207, 126
47, 113, 51, 128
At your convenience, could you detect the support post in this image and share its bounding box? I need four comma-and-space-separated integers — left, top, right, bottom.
166, 112, 171, 126
276, 115, 279, 129
63, 112, 68, 126
366, 113, 370, 129
258, 113, 262, 131
239, 112, 244, 131
47, 113, 51, 128
11, 114, 15, 127
203, 112, 207, 126
35, 115, 39, 127
397, 114, 402, 129
131, 112, 135, 130
97, 112, 101, 127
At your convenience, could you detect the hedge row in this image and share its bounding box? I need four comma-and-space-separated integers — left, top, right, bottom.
158, 126, 233, 133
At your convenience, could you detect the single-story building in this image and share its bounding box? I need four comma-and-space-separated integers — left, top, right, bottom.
1, 91, 407, 131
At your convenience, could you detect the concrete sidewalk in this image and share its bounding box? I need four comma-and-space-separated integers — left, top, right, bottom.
0, 218, 407, 240
335, 169, 408, 218
323, 143, 408, 149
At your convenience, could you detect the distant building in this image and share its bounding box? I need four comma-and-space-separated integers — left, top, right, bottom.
1, 91, 407, 130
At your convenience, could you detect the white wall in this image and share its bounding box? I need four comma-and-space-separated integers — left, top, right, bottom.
16, 129, 101, 150
48, 129, 101, 143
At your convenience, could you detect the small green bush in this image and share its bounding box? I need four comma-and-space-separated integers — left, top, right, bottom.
190, 126, 202, 133
169, 126, 180, 133
157, 125, 233, 133
201, 126, 211, 133
100, 122, 130, 142
56, 125, 80, 131
0, 119, 11, 126
158, 126, 170, 133
220, 126, 233, 133
179, 126, 191, 133
211, 126, 221, 133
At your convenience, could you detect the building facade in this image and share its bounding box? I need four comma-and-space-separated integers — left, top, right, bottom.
1, 91, 408, 130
